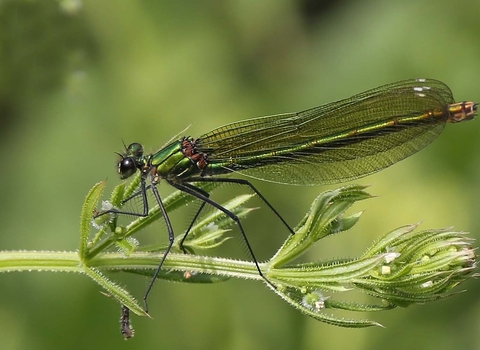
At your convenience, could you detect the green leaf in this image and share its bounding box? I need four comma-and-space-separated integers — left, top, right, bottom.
272, 286, 382, 328
180, 194, 256, 251
270, 185, 371, 267
79, 181, 106, 259
83, 265, 147, 317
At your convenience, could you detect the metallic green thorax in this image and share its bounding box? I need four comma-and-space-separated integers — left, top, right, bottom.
148, 140, 204, 181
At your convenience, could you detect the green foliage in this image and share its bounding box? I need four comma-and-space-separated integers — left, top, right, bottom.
0, 181, 475, 337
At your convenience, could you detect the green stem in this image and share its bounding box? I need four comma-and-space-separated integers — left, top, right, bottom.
0, 251, 81, 272
91, 252, 262, 280
0, 249, 263, 281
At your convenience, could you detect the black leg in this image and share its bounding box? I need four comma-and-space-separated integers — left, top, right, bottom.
94, 174, 287, 311
175, 183, 211, 254
93, 173, 175, 314
121, 184, 152, 204
170, 181, 276, 290
186, 177, 295, 235
94, 175, 150, 218
143, 173, 175, 314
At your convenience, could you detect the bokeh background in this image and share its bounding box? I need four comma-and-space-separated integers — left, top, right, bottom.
1, 0, 479, 349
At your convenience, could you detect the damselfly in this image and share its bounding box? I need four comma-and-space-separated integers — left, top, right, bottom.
95, 78, 477, 313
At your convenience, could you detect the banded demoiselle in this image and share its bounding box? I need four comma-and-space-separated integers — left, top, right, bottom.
96, 78, 477, 313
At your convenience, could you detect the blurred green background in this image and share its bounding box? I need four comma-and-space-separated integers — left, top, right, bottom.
1, 0, 479, 349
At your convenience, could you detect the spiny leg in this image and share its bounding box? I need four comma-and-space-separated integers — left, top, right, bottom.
176, 183, 211, 254
94, 175, 150, 218
94, 173, 176, 314
170, 181, 276, 290
186, 177, 295, 235
120, 183, 152, 204
143, 174, 175, 314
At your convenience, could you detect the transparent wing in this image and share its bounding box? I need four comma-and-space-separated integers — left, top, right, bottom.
197, 79, 455, 185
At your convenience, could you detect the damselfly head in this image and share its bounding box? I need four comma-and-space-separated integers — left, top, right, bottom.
118, 156, 137, 179
125, 143, 144, 158
116, 143, 145, 179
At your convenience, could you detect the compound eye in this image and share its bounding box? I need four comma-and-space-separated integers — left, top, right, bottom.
118, 157, 137, 179
126, 143, 144, 157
